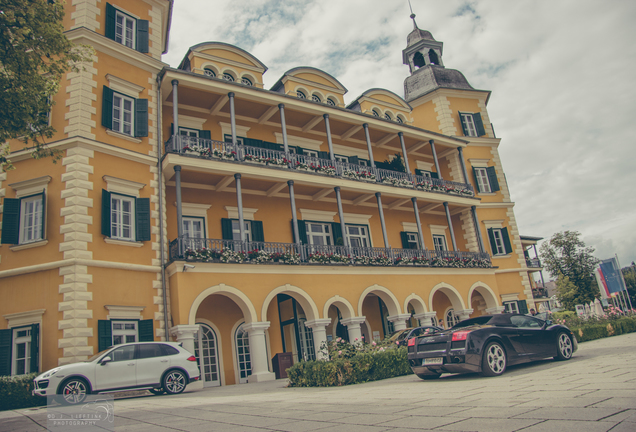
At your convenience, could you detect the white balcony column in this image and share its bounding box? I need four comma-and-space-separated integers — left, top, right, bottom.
323, 114, 335, 161
443, 202, 457, 251
429, 139, 442, 179
228, 92, 237, 145
340, 317, 366, 343
413, 312, 438, 327
485, 306, 506, 314
457, 147, 469, 184
175, 166, 183, 239
456, 309, 474, 321
169, 324, 200, 355
235, 174, 246, 241
279, 104, 289, 154
288, 181, 300, 244
471, 206, 485, 253
411, 198, 425, 249
171, 80, 179, 136
243, 322, 276, 383
304, 318, 332, 360
387, 314, 412, 332
398, 132, 411, 174
363, 123, 375, 168
334, 187, 348, 246
375, 193, 389, 248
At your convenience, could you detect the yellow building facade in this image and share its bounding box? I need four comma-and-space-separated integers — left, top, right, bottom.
0, 1, 536, 386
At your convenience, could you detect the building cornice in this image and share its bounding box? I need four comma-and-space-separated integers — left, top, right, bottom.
0, 259, 160, 280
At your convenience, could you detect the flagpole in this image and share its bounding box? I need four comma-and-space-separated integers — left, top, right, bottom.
616, 254, 634, 311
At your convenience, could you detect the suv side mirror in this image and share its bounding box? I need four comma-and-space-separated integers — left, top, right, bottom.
100, 356, 112, 365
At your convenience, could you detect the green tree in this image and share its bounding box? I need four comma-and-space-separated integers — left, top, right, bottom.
383, 153, 406, 173
0, 0, 92, 170
539, 231, 600, 310
622, 263, 636, 310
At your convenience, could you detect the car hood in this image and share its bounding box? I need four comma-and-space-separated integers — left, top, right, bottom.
37, 361, 94, 379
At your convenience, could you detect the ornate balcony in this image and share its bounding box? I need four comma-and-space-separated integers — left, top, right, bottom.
165, 136, 475, 198
526, 258, 542, 268
169, 237, 492, 269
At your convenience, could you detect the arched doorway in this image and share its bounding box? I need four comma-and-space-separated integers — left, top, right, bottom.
194, 323, 221, 387
274, 294, 315, 363
430, 285, 465, 329
235, 323, 251, 384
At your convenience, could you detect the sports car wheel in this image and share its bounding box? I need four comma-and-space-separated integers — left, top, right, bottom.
555, 332, 573, 361
60, 378, 89, 405
481, 341, 506, 377
416, 373, 441, 380
149, 388, 165, 396
163, 370, 187, 395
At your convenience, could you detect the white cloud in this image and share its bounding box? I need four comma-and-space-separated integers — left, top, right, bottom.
164, 0, 636, 267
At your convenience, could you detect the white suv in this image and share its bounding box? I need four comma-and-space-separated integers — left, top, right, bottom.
33, 342, 200, 404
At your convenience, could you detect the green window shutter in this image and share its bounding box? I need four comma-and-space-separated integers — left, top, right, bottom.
102, 86, 114, 130
400, 232, 409, 249
295, 146, 304, 154
331, 223, 343, 245
251, 220, 264, 242
135, 198, 151, 241
40, 191, 46, 240
170, 123, 174, 136
199, 130, 211, 140
474, 113, 486, 137
430, 171, 439, 179
517, 300, 528, 315
243, 138, 261, 147
487, 228, 497, 255
30, 323, 39, 373
502, 227, 512, 254
134, 98, 148, 137
472, 167, 482, 193
318, 151, 330, 160
295, 220, 308, 244
458, 112, 469, 136
101, 190, 111, 237
138, 319, 154, 342
349, 156, 359, 165
486, 166, 500, 192
98, 320, 112, 352
105, 3, 116, 41
414, 169, 423, 176
136, 19, 149, 53
0, 328, 12, 376
1, 198, 20, 244
221, 218, 233, 240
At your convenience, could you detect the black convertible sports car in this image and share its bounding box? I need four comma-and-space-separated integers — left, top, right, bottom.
407, 313, 577, 379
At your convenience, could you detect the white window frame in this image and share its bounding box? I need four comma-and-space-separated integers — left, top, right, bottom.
503, 301, 519, 314
112, 93, 135, 136
179, 127, 199, 137
115, 10, 136, 48
305, 222, 332, 246
433, 234, 447, 252
110, 193, 135, 241
18, 194, 43, 244
11, 327, 32, 376
346, 225, 369, 248
231, 220, 252, 242
474, 167, 492, 193
304, 150, 318, 158
406, 232, 419, 248
335, 155, 348, 163
491, 228, 506, 256
183, 216, 205, 239
444, 308, 459, 329
112, 321, 138, 346
461, 113, 477, 137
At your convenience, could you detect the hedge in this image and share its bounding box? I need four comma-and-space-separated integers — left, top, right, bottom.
287, 346, 412, 387
570, 317, 636, 342
0, 373, 46, 411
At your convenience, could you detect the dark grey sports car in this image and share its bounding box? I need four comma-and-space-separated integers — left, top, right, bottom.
408, 313, 577, 379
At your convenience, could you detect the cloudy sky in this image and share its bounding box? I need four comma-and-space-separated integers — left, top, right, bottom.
164, 0, 636, 277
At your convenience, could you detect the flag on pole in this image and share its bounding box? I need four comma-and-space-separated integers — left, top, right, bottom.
595, 266, 610, 299
597, 257, 627, 295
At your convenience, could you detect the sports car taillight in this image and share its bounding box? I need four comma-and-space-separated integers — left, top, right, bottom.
407, 337, 416, 347
452, 331, 470, 341
187, 355, 197, 362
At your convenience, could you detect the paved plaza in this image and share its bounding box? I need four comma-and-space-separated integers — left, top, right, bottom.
2, 333, 635, 432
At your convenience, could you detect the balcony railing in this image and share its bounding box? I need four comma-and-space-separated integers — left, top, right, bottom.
526, 258, 542, 268
165, 136, 474, 198
169, 237, 492, 269
532, 288, 548, 299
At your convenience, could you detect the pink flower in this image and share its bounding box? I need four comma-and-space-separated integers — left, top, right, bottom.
336, 337, 341, 342
354, 337, 358, 341
372, 341, 377, 346
338, 350, 342, 355
396, 341, 399, 345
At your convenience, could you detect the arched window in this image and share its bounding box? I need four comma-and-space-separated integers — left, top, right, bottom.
396, 116, 404, 124
241, 77, 252, 86
413, 51, 426, 68
235, 323, 251, 384
297, 90, 306, 99
384, 113, 392, 121
311, 94, 321, 103
195, 323, 221, 387
372, 109, 380, 117
326, 98, 336, 106
222, 73, 234, 82
428, 49, 440, 65
445, 308, 459, 329
204, 68, 216, 77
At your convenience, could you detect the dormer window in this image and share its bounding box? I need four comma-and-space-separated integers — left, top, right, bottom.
297, 91, 306, 99
222, 73, 235, 82
384, 113, 392, 121
372, 110, 380, 117
396, 116, 404, 124
326, 98, 336, 106
204, 68, 216, 77
311, 94, 321, 103
241, 77, 252, 86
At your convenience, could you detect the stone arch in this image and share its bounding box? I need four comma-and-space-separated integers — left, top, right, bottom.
468, 282, 499, 311
323, 295, 356, 320
261, 284, 319, 322
293, 86, 310, 99
429, 282, 466, 312
239, 72, 257, 86
189, 284, 258, 325
219, 67, 239, 81
310, 90, 325, 103
403, 293, 427, 316
357, 284, 401, 317
201, 63, 219, 77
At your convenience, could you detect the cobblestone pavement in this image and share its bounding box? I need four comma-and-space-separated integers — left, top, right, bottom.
2, 333, 635, 432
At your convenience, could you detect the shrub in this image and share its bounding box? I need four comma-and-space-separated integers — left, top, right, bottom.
0, 373, 46, 411
569, 316, 636, 342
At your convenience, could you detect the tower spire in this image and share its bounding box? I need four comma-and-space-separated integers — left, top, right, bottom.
408, 0, 418, 30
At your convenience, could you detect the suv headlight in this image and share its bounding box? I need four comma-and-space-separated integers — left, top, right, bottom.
39, 368, 61, 379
